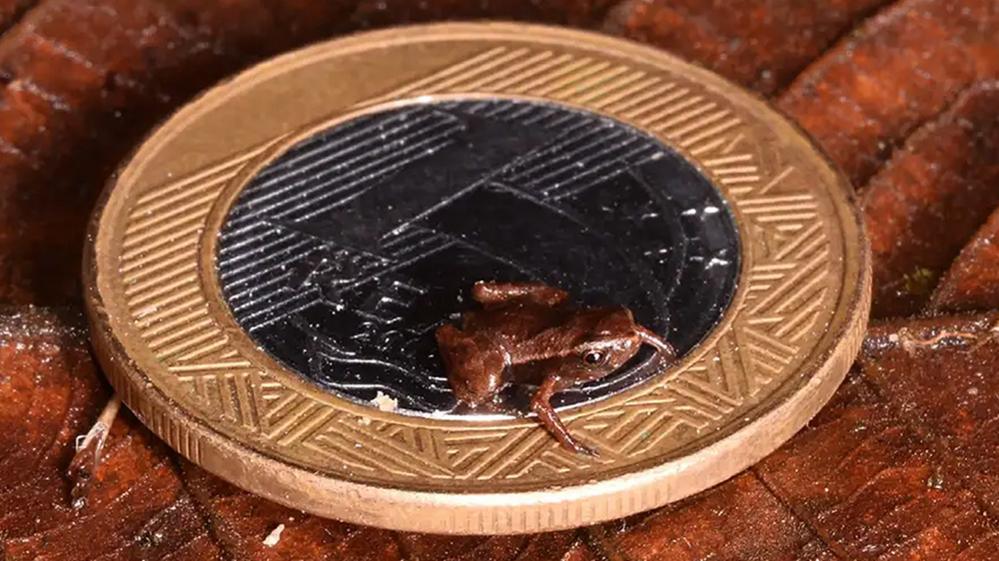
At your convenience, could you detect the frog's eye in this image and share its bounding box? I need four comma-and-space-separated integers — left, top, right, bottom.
583, 350, 606, 365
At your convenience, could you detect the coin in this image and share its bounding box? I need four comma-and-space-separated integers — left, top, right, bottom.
85, 22, 870, 534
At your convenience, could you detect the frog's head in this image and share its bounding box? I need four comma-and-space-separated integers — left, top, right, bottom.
548, 307, 676, 383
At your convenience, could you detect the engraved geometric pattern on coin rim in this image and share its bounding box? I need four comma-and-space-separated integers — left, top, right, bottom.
117, 46, 834, 481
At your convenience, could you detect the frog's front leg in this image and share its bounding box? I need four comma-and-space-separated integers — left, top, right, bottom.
530, 376, 599, 456
472, 281, 568, 308
435, 324, 507, 406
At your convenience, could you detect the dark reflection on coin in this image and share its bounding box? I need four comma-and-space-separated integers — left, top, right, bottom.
216, 98, 739, 414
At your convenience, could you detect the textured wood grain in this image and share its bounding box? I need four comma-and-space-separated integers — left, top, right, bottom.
932, 209, 999, 313
1, 0, 999, 559
862, 81, 999, 318
604, 0, 891, 95
0, 0, 359, 304
351, 0, 615, 27
0, 309, 225, 561
756, 372, 997, 560
595, 473, 837, 560
179, 463, 402, 561
862, 313, 999, 520
779, 0, 999, 188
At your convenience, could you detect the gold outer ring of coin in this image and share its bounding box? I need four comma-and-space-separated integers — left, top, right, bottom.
85, 22, 871, 535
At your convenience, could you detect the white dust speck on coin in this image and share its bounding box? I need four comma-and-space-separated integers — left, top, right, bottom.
134, 304, 158, 318
706, 257, 730, 269
371, 391, 398, 412
263, 524, 285, 547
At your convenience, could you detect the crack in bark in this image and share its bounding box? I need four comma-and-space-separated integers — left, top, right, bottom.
165, 456, 237, 561
749, 469, 850, 560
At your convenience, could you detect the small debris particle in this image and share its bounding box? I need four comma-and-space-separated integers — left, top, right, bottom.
927, 468, 945, 490
263, 524, 285, 547
371, 391, 398, 412
898, 327, 979, 353
902, 267, 937, 298
356, 415, 372, 426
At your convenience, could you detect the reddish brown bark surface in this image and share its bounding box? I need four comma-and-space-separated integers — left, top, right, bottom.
605, 0, 892, 96
2, 1, 999, 559
862, 82, 999, 318
779, 0, 999, 188
933, 208, 999, 313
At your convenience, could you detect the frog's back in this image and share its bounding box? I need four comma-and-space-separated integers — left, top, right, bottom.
462, 302, 570, 346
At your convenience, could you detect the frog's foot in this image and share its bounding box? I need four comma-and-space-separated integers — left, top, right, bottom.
562, 436, 600, 457
545, 416, 600, 458
545, 427, 600, 458
530, 377, 601, 457
472, 281, 568, 308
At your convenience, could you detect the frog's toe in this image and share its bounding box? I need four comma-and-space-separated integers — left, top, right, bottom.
576, 441, 601, 458
560, 437, 600, 457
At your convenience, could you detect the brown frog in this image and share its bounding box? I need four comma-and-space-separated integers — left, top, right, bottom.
436, 281, 676, 456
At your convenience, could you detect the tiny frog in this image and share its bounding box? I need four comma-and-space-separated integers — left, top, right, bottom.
436, 281, 675, 456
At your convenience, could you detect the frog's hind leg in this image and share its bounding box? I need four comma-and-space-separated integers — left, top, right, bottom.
472, 281, 568, 308
435, 324, 507, 406
530, 376, 599, 457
